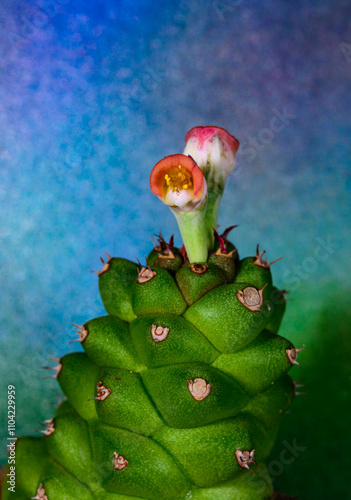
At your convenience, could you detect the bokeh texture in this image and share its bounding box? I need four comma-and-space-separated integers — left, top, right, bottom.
0, 0, 350, 498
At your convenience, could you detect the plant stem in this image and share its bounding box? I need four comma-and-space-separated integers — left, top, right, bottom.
204, 188, 223, 250
171, 202, 208, 263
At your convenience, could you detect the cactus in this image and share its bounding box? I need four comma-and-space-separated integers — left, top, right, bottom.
2, 126, 303, 500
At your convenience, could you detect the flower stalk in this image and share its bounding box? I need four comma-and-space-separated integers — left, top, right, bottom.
171, 203, 208, 263
183, 126, 239, 250
150, 154, 208, 263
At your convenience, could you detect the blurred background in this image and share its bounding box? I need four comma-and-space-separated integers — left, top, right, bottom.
0, 0, 350, 498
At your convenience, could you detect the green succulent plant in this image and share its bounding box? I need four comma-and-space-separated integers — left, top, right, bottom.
2, 126, 303, 500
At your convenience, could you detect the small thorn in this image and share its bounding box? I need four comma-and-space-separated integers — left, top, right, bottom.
168, 234, 174, 251
42, 359, 62, 378
268, 255, 284, 266
152, 230, 166, 251
157, 236, 176, 259
136, 258, 157, 284
91, 253, 111, 276
254, 244, 282, 269
293, 378, 307, 396
134, 255, 142, 267
179, 243, 188, 261
69, 323, 88, 344
281, 290, 293, 302
235, 449, 256, 472
36, 419, 55, 436
221, 225, 238, 241
257, 243, 265, 258
286, 345, 305, 367
244, 463, 253, 472
214, 228, 227, 253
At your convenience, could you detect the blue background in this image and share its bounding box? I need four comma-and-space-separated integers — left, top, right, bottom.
0, 0, 350, 498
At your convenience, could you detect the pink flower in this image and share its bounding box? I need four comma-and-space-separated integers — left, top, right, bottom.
184, 126, 239, 184
150, 154, 207, 210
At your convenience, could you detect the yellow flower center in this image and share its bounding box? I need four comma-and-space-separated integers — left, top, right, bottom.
164, 165, 193, 193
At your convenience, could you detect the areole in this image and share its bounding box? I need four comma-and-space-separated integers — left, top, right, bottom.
113, 452, 128, 470
136, 257, 157, 283
42, 358, 62, 379
69, 323, 88, 344
41, 419, 55, 437
286, 345, 306, 367
189, 263, 208, 274
187, 378, 212, 401
151, 324, 169, 342
88, 381, 112, 401
91, 252, 112, 276
235, 449, 256, 471
236, 283, 268, 312
254, 244, 283, 269
31, 484, 48, 500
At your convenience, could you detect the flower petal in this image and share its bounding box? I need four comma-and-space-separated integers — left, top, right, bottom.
184, 126, 240, 186
150, 154, 206, 207
185, 126, 239, 156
